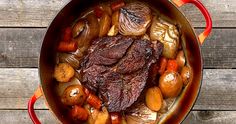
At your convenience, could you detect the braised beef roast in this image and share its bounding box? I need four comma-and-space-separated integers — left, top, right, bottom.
81, 35, 163, 112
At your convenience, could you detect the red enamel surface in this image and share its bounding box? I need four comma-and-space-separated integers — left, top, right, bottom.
172, 0, 212, 44
28, 87, 42, 124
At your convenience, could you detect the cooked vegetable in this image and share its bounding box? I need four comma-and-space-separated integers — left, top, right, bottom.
141, 34, 150, 41
126, 103, 157, 124
119, 2, 152, 36
94, 4, 112, 18
159, 71, 183, 98
84, 104, 99, 124
110, 112, 122, 124
75, 13, 99, 50
70, 105, 89, 121
111, 0, 125, 11
58, 52, 82, 69
57, 41, 78, 52
121, 116, 127, 124
54, 63, 75, 83
72, 20, 85, 38
108, 25, 119, 36
99, 12, 111, 37
181, 66, 193, 86
101, 4, 112, 16
112, 10, 120, 26
158, 57, 167, 75
56, 77, 81, 97
84, 87, 90, 97
86, 93, 102, 109
176, 50, 185, 68
94, 6, 104, 18
150, 16, 179, 59
94, 107, 110, 124
145, 87, 163, 111
62, 27, 72, 42
61, 85, 86, 106
167, 59, 179, 72
159, 100, 168, 114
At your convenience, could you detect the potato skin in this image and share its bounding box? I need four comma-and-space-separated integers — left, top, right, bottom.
61, 85, 86, 106
145, 87, 163, 111
159, 71, 183, 98
54, 63, 75, 83
181, 66, 193, 86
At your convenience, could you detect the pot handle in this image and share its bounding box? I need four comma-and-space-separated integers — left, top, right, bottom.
172, 0, 212, 45
28, 87, 43, 124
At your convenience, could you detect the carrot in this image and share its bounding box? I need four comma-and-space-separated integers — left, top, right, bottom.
158, 57, 167, 75
58, 41, 78, 52
86, 93, 102, 109
167, 59, 179, 72
110, 112, 122, 124
70, 105, 89, 121
63, 27, 72, 42
111, 0, 125, 11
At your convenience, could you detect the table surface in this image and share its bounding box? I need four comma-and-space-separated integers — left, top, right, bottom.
0, 0, 235, 123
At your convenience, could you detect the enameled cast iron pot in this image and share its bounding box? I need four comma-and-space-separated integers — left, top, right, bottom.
28, 0, 212, 123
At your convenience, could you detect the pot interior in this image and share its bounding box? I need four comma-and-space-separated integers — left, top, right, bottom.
39, 0, 202, 123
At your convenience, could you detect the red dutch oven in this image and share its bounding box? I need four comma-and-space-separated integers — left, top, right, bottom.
28, 0, 212, 123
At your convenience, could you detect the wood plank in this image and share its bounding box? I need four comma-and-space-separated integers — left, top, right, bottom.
0, 28, 235, 68
0, 0, 69, 27
0, 110, 235, 124
180, 0, 236, 28
183, 111, 236, 124
0, 0, 235, 27
0, 68, 235, 110
0, 110, 59, 124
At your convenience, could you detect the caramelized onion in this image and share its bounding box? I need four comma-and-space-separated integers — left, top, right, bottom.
99, 12, 111, 37
126, 103, 157, 124
58, 52, 82, 69
150, 17, 179, 59
75, 13, 99, 51
119, 2, 152, 36
72, 20, 85, 38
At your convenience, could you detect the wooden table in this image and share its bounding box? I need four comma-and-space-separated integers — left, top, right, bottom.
0, 0, 235, 123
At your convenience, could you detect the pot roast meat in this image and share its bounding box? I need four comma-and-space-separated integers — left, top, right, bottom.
81, 35, 163, 112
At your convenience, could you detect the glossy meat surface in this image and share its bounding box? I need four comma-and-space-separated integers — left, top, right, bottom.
81, 35, 163, 112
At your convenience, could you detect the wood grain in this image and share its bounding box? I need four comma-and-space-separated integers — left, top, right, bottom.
0, 0, 235, 27
183, 111, 236, 124
0, 110, 59, 124
0, 110, 235, 124
0, 28, 235, 68
0, 0, 69, 27
0, 68, 235, 110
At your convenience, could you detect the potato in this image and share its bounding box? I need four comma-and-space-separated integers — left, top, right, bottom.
94, 107, 110, 124
84, 104, 99, 124
54, 63, 75, 83
176, 50, 185, 68
181, 66, 193, 86
61, 85, 86, 106
99, 13, 111, 37
145, 87, 163, 111
159, 71, 183, 98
